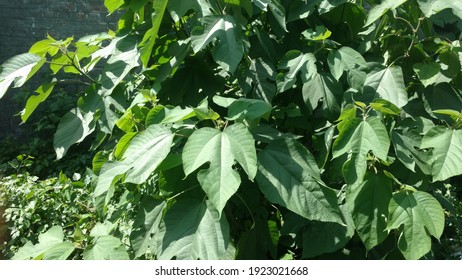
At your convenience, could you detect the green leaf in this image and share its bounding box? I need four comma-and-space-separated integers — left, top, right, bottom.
54, 108, 96, 160
145, 106, 196, 126
333, 117, 389, 184
268, 0, 287, 32
302, 26, 332, 41
139, 0, 169, 67
365, 0, 408, 27
333, 117, 390, 161
417, 0, 462, 19
130, 197, 166, 258
95, 125, 174, 197
346, 173, 392, 250
370, 98, 401, 116
302, 72, 342, 119
168, 0, 213, 22
99, 35, 140, 97
21, 80, 57, 123
227, 98, 273, 121
104, 0, 125, 13
413, 62, 443, 87
302, 205, 355, 258
277, 51, 317, 93
29, 38, 60, 57
387, 191, 445, 259
363, 66, 408, 108
247, 58, 277, 103
157, 199, 230, 260
256, 138, 343, 224
83, 235, 129, 260
327, 46, 367, 80
0, 53, 45, 99
191, 15, 244, 73
182, 124, 257, 213
12, 226, 74, 260
421, 126, 462, 181
433, 109, 462, 122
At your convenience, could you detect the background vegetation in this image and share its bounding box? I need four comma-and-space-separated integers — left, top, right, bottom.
1, 0, 462, 260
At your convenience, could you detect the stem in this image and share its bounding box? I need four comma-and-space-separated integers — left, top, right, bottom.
62, 49, 98, 84
57, 79, 91, 86
167, 185, 200, 201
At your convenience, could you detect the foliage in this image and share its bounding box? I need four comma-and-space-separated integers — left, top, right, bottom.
1, 0, 462, 259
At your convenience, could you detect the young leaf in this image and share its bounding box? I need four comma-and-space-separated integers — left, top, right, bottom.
346, 173, 392, 250
182, 124, 257, 213
370, 98, 401, 116
191, 15, 244, 73
21, 80, 57, 123
256, 138, 343, 224
83, 236, 130, 260
387, 191, 445, 259
0, 53, 45, 99
421, 126, 462, 181
104, 0, 125, 13
157, 199, 230, 260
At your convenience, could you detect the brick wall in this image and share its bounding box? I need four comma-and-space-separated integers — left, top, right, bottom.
0, 0, 119, 139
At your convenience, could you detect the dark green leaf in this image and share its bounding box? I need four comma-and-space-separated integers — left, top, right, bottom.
346, 172, 392, 250
256, 138, 343, 224
157, 199, 230, 260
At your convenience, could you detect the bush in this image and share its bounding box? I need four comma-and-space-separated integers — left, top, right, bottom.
1, 0, 462, 260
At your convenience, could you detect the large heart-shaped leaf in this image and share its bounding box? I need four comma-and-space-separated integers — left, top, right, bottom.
83, 235, 129, 260
363, 66, 408, 108
387, 191, 445, 260
191, 15, 244, 73
12, 226, 74, 260
182, 123, 257, 213
256, 138, 343, 224
333, 117, 390, 161
346, 172, 392, 250
95, 124, 174, 197
302, 72, 343, 119
157, 199, 230, 260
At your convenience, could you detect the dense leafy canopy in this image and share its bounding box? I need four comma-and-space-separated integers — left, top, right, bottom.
1, 0, 462, 259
